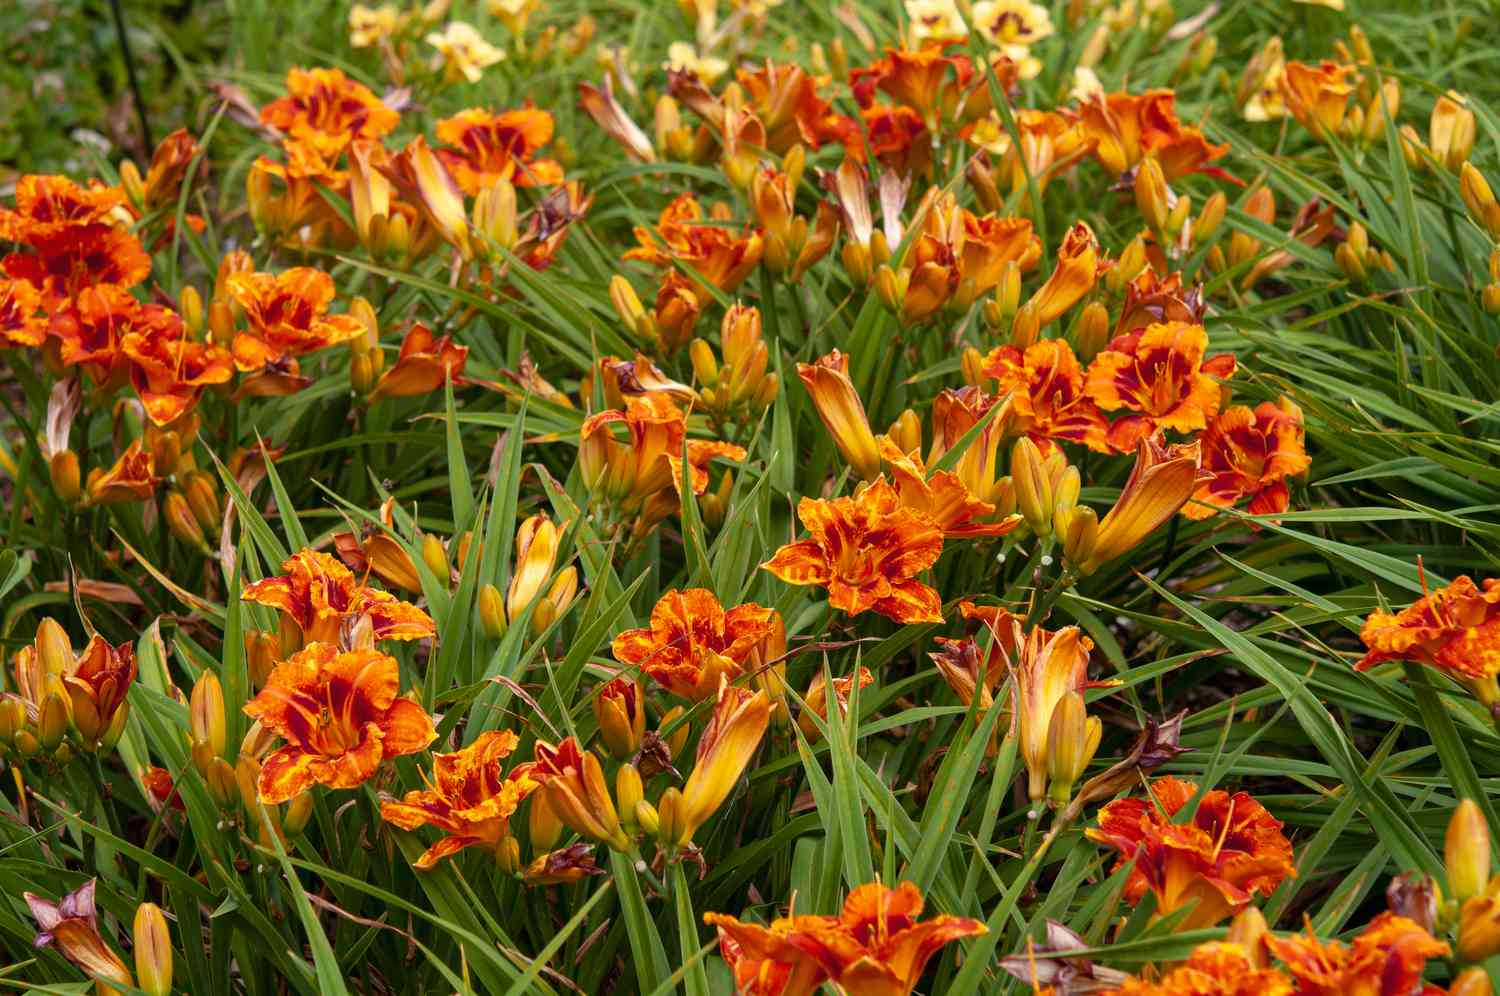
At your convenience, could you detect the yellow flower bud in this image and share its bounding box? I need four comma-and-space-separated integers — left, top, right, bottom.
1045, 691, 1100, 806
478, 583, 507, 639
1447, 799, 1491, 902
615, 763, 644, 833
689, 338, 720, 389
1226, 907, 1270, 968
421, 534, 449, 586
1484, 285, 1500, 315
1134, 157, 1170, 233
1074, 301, 1110, 364
609, 275, 650, 339
1460, 163, 1500, 241
133, 903, 173, 996
204, 756, 239, 808
244, 630, 277, 689
593, 679, 646, 759
874, 265, 903, 312
659, 705, 690, 761
1431, 91, 1477, 172
1060, 505, 1099, 569
120, 160, 146, 207
1450, 969, 1492, 996
165, 491, 210, 552
283, 791, 315, 836
657, 786, 687, 848
634, 798, 661, 837
36, 617, 75, 677
1458, 895, 1500, 964
183, 471, 220, 533
0, 697, 26, 746
49, 450, 82, 504
190, 671, 227, 758
1009, 302, 1040, 349
1195, 191, 1228, 245
39, 687, 71, 753
529, 791, 563, 852
1011, 438, 1053, 535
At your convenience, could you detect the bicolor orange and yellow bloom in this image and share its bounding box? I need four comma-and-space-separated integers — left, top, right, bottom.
243, 643, 437, 804
669, 678, 772, 845
259, 67, 400, 160
1268, 912, 1448, 996
1107, 941, 1292, 995
1186, 398, 1309, 519
984, 339, 1111, 453
1088, 776, 1295, 929
243, 549, 436, 647
434, 107, 562, 195
529, 736, 630, 850
612, 588, 778, 700
1082, 436, 1203, 573
799, 350, 883, 482
763, 479, 945, 625
1085, 322, 1236, 452
380, 730, 539, 868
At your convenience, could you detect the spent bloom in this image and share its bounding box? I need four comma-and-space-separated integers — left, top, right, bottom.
763, 478, 945, 625
25, 881, 133, 991
380, 730, 539, 868
1088, 776, 1295, 929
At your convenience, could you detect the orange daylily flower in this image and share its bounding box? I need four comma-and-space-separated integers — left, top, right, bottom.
624, 192, 764, 293
0, 277, 46, 347
1085, 436, 1203, 572
983, 339, 1112, 453
704, 911, 827, 996
380, 135, 473, 258
259, 67, 400, 160
226, 266, 365, 384
5, 224, 152, 307
434, 106, 563, 195
1087, 776, 1295, 929
735, 60, 846, 153
119, 311, 235, 425
1356, 574, 1500, 699
1085, 322, 1236, 451
850, 44, 998, 132
44, 283, 137, 387
25, 881, 134, 991
368, 323, 469, 402
1268, 913, 1449, 996
0, 175, 127, 242
140, 128, 202, 211
796, 665, 875, 740
798, 349, 883, 481
877, 436, 1021, 539
1026, 221, 1105, 326
762, 478, 945, 625
1109, 941, 1293, 995
242, 549, 436, 646
380, 730, 539, 868
1074, 89, 1233, 182
64, 635, 137, 748
972, 109, 1094, 200
927, 386, 1009, 508
931, 601, 1020, 706
85, 440, 159, 505
791, 881, 986, 996
580, 393, 744, 509
673, 678, 772, 844
1186, 398, 1310, 520
612, 588, 778, 700
854, 104, 933, 178
243, 643, 437, 804
1278, 61, 1356, 138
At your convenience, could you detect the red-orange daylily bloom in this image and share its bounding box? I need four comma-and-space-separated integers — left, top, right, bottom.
1277, 61, 1356, 138
119, 310, 235, 425
0, 277, 46, 347
1186, 398, 1310, 520
259, 67, 400, 160
1357, 573, 1500, 702
64, 635, 137, 748
612, 588, 778, 700
1267, 912, 1449, 996
1074, 89, 1233, 182
850, 44, 970, 127
1085, 322, 1236, 451
1087, 776, 1295, 929
380, 730, 539, 868
878, 436, 1021, 539
704, 911, 827, 996
242, 549, 436, 647
623, 192, 763, 293
226, 266, 366, 383
0, 175, 127, 242
434, 106, 563, 195
794, 881, 987, 996
1110, 941, 1293, 995
853, 104, 933, 177
927, 386, 1009, 508
368, 324, 469, 402
735, 60, 847, 153
529, 736, 629, 849
762, 478, 945, 625
85, 440, 160, 505
984, 339, 1111, 453
243, 643, 437, 804
5, 224, 152, 307
1024, 221, 1105, 326
46, 283, 146, 387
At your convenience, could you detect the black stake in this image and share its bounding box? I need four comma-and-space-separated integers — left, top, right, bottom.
108, 0, 154, 152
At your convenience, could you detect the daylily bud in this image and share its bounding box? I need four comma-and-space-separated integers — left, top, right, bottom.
529, 791, 563, 852
495, 835, 522, 875
133, 903, 173, 996
37, 618, 75, 677
1060, 505, 1098, 569
1195, 191, 1228, 245
1134, 158, 1170, 233
887, 409, 922, 457
1460, 163, 1500, 241
473, 179, 518, 254
203, 756, 239, 808
120, 160, 146, 207
689, 338, 719, 387
0, 697, 26, 746
1450, 969, 1492, 996
1447, 799, 1490, 902
165, 491, 210, 552
1075, 302, 1110, 364
1045, 691, 1100, 806
1009, 302, 1040, 349
1431, 91, 1477, 172
610, 275, 650, 340
478, 583, 507, 639
39, 685, 71, 753
244, 630, 277, 689
190, 670, 227, 757
50, 450, 82, 504
421, 533, 449, 585
1108, 236, 1149, 295
797, 351, 882, 481
1484, 285, 1500, 315
593, 678, 646, 759
874, 265, 903, 313
283, 791, 315, 836
615, 763, 644, 833
659, 705, 690, 761
1334, 242, 1367, 283
656, 786, 687, 848
1011, 438, 1052, 535
183, 471, 220, 533
634, 798, 660, 837
1458, 894, 1500, 964
1227, 907, 1270, 968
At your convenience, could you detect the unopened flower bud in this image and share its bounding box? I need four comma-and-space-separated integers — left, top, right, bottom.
133, 902, 173, 996
478, 583, 507, 639
615, 764, 644, 833
49, 450, 82, 504
689, 338, 719, 388
421, 534, 449, 585
1226, 907, 1270, 968
656, 786, 687, 848
1447, 799, 1490, 902
659, 705, 689, 761
1011, 438, 1052, 535
1134, 157, 1170, 233
39, 687, 71, 753
282, 792, 315, 836
190, 671, 227, 758
165, 491, 210, 552
1074, 301, 1110, 363
1009, 302, 1040, 349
